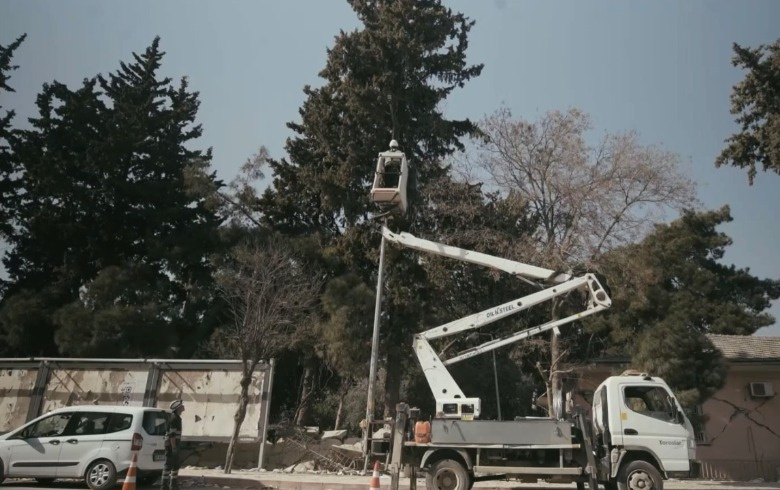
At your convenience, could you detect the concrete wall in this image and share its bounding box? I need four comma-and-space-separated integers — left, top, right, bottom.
43, 367, 149, 409
0, 366, 38, 432
155, 368, 268, 441
0, 359, 273, 447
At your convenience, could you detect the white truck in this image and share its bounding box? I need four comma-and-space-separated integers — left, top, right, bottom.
373, 226, 699, 490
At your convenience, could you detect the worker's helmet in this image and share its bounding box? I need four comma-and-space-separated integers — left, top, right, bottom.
170, 399, 184, 411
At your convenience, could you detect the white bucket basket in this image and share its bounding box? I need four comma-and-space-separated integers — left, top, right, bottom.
370, 140, 409, 214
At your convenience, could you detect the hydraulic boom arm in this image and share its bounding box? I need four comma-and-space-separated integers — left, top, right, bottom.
381, 226, 611, 419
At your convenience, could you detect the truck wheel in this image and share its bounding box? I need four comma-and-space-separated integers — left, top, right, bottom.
426, 459, 470, 490
617, 460, 663, 490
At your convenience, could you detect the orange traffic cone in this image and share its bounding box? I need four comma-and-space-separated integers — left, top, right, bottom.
122, 452, 138, 490
369, 460, 380, 490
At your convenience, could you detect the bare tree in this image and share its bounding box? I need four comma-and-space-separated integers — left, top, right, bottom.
184, 146, 270, 228
467, 107, 699, 417
213, 238, 322, 473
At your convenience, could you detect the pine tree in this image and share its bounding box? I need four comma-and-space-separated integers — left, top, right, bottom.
716, 39, 780, 184
0, 37, 223, 357
588, 206, 780, 403
0, 34, 26, 241
258, 0, 484, 417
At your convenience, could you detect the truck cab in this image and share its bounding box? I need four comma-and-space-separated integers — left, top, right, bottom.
592, 373, 698, 486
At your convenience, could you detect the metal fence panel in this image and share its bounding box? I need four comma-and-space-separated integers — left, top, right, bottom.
0, 358, 273, 444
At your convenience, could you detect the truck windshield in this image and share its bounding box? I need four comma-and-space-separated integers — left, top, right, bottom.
623, 386, 678, 423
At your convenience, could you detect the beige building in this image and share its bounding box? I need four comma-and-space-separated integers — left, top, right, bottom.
697, 334, 780, 481
572, 334, 780, 482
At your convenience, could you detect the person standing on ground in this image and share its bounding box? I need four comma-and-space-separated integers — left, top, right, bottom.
162, 399, 185, 490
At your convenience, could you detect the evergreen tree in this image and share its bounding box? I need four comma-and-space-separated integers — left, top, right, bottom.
716, 39, 780, 184
1, 79, 107, 355
588, 206, 780, 404
0, 34, 26, 241
0, 37, 223, 357
259, 0, 484, 418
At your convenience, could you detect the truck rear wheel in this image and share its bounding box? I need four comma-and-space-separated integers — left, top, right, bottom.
617, 460, 663, 490
426, 459, 470, 490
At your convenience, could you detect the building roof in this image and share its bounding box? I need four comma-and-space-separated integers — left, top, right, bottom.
707, 334, 780, 361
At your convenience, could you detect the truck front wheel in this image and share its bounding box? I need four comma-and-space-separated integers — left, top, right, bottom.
426, 459, 470, 490
617, 460, 663, 490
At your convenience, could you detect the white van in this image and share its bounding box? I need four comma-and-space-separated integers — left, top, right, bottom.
0, 405, 169, 489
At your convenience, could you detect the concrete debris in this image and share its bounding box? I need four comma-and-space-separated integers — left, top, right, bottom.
321, 429, 348, 441
331, 442, 362, 458
292, 461, 316, 473
372, 426, 390, 439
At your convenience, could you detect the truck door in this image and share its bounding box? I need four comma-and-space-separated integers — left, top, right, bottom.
618, 383, 690, 472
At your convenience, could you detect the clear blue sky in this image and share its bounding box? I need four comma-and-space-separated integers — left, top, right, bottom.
2, 0, 779, 334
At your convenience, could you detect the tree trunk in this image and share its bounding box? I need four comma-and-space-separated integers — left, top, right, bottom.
225, 364, 254, 474
549, 299, 562, 419
334, 392, 344, 430
294, 359, 314, 426
383, 348, 401, 418
550, 331, 560, 419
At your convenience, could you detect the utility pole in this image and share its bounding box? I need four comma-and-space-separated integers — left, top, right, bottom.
363, 219, 387, 473
363, 139, 409, 473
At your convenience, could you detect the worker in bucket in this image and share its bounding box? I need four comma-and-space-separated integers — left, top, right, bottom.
162, 399, 185, 490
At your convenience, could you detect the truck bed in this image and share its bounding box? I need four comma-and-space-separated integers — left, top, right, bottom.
428, 418, 573, 445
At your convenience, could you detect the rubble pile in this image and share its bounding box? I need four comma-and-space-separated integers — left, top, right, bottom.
264, 425, 365, 474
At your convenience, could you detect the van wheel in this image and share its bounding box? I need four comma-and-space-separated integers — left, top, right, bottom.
426, 459, 470, 490
86, 460, 117, 490
617, 460, 663, 490
0, 458, 5, 484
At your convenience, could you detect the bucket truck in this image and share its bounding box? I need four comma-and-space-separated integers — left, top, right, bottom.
374, 227, 699, 490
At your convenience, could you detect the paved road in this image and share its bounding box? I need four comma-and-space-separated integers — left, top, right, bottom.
2, 477, 778, 490
0, 482, 210, 490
